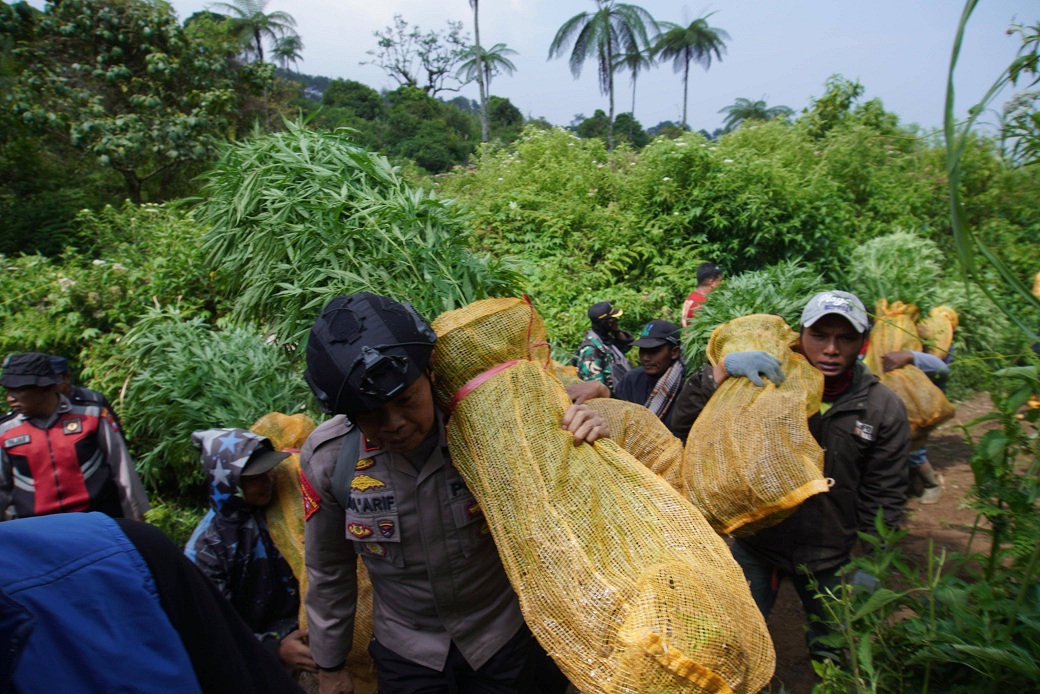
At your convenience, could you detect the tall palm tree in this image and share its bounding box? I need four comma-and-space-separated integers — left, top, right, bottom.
548, 0, 657, 150
719, 97, 793, 132
272, 33, 304, 74
613, 44, 654, 135
469, 0, 489, 142
208, 0, 297, 64
457, 44, 518, 91
654, 13, 728, 130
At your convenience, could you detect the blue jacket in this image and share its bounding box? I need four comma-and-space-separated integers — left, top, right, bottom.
0, 513, 202, 693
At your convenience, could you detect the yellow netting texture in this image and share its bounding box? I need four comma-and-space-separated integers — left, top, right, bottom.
864, 300, 955, 438
683, 315, 828, 537
431, 298, 774, 694
554, 360, 582, 385
584, 398, 688, 498
916, 306, 957, 359
251, 413, 377, 693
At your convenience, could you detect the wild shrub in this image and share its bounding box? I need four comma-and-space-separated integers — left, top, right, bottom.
814, 363, 1040, 692
198, 119, 524, 344
0, 202, 218, 392
681, 260, 827, 371
844, 230, 946, 311
119, 307, 312, 499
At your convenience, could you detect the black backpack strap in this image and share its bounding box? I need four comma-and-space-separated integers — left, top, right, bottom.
330, 424, 363, 511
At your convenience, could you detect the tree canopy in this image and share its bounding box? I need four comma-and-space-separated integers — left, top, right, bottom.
654, 14, 729, 128
209, 0, 297, 64
548, 0, 658, 150
719, 98, 794, 132
0, 0, 270, 203
364, 14, 470, 97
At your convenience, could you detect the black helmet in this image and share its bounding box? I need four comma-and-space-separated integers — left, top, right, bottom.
304, 293, 437, 416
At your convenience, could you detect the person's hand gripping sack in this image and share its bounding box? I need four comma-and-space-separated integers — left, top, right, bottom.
715, 350, 786, 387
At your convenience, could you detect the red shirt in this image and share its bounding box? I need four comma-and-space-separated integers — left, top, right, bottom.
681, 290, 708, 327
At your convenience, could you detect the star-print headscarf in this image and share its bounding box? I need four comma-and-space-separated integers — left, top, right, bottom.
191, 428, 275, 515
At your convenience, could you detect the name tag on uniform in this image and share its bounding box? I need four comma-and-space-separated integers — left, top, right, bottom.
4, 434, 30, 448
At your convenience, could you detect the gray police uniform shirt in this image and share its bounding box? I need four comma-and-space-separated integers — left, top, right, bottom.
300, 415, 524, 671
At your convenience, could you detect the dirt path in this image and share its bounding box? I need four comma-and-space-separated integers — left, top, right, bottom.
766, 392, 993, 693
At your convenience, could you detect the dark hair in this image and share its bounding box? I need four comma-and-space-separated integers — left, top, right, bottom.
696, 263, 722, 286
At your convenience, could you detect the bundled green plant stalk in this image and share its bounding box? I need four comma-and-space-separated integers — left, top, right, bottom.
681, 259, 826, 371
120, 306, 312, 498
198, 119, 524, 343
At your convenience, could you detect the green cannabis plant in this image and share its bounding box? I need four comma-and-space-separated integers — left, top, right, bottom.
681, 260, 827, 371
120, 306, 312, 498
198, 119, 524, 344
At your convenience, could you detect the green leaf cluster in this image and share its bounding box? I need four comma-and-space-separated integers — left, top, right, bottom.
0, 0, 270, 202
0, 202, 221, 391
814, 364, 1040, 693
198, 119, 525, 344
118, 306, 312, 498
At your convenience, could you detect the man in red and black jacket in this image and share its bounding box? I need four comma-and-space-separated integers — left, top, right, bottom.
0, 352, 149, 521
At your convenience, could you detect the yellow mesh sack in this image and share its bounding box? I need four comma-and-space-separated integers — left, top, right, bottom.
251, 413, 377, 693
554, 360, 581, 385
683, 315, 828, 536
584, 398, 688, 498
432, 298, 774, 694
916, 305, 958, 359
864, 300, 955, 437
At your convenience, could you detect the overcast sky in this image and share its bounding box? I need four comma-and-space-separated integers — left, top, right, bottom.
92, 1, 1040, 132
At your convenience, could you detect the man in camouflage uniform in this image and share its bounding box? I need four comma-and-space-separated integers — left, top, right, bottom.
573, 301, 633, 395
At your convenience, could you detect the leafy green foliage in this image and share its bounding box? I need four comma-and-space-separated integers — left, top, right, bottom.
0, 0, 271, 203
383, 86, 480, 172
802, 74, 865, 139
945, 2, 1040, 342
322, 78, 386, 120
120, 307, 311, 497
719, 97, 793, 132
577, 109, 649, 148
814, 364, 1040, 692
145, 499, 208, 549
198, 119, 524, 344
0, 203, 220, 386
488, 96, 524, 142
844, 230, 946, 312
681, 260, 827, 370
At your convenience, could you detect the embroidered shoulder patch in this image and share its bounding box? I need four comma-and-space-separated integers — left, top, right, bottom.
355, 458, 375, 471
100, 408, 119, 431
300, 470, 321, 521
351, 474, 385, 491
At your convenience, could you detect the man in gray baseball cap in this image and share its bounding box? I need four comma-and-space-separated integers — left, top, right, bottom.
668, 289, 910, 662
